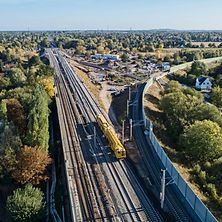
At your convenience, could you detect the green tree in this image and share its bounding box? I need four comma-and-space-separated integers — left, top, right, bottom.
28, 55, 41, 67
0, 76, 11, 90
160, 90, 203, 138
40, 38, 49, 48
174, 53, 181, 65
121, 53, 129, 62
7, 184, 45, 222
0, 147, 17, 181
26, 85, 49, 151
0, 100, 7, 131
190, 61, 207, 76
8, 68, 27, 86
180, 120, 222, 162
191, 103, 222, 127
0, 59, 3, 72
0, 124, 22, 151
211, 86, 222, 108
164, 80, 181, 94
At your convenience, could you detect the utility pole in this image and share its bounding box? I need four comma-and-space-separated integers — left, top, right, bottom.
126, 100, 129, 118
129, 119, 133, 140
122, 120, 125, 143
160, 169, 166, 209
94, 127, 97, 147
128, 86, 131, 101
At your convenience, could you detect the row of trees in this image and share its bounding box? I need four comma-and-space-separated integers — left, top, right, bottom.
0, 45, 54, 221
52, 31, 222, 56
0, 32, 50, 50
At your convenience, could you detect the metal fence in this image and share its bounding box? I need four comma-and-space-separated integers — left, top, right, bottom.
142, 79, 218, 222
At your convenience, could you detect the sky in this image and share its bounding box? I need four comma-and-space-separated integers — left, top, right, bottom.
0, 0, 222, 31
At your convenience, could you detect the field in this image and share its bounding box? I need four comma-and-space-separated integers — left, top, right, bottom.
141, 47, 222, 59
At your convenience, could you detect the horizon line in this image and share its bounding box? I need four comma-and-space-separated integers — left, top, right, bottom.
1, 28, 222, 32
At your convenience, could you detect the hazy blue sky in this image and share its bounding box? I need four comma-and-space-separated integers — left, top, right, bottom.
0, 0, 221, 30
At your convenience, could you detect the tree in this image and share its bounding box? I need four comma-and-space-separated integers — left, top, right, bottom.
38, 77, 55, 98
159, 43, 164, 49
28, 55, 41, 67
76, 45, 86, 55
0, 76, 11, 90
26, 85, 49, 151
37, 64, 54, 77
7, 184, 45, 222
96, 46, 105, 54
6, 99, 27, 132
160, 90, 203, 138
164, 80, 181, 94
40, 38, 49, 48
138, 54, 144, 60
8, 68, 27, 86
121, 53, 129, 62
12, 146, 52, 185
190, 61, 207, 76
173, 52, 181, 65
0, 59, 3, 72
0, 147, 17, 181
0, 100, 7, 131
211, 86, 222, 108
180, 120, 222, 162
200, 43, 205, 48
191, 103, 222, 127
0, 124, 22, 151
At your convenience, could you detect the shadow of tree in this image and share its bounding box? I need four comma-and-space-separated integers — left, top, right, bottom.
144, 93, 160, 106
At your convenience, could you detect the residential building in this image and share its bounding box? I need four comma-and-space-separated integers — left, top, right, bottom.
195, 77, 212, 90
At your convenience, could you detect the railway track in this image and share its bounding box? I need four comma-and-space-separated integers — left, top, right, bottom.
57, 52, 148, 221
130, 83, 196, 222
49, 48, 165, 222
55, 50, 164, 221
51, 51, 106, 221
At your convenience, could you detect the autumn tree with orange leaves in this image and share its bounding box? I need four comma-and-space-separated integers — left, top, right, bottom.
12, 146, 52, 185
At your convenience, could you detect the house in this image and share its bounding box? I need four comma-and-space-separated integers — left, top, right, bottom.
195, 77, 212, 90
158, 62, 171, 72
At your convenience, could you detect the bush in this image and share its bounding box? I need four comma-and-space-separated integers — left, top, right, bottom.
206, 183, 219, 202
7, 184, 45, 222
193, 164, 201, 174
198, 170, 206, 185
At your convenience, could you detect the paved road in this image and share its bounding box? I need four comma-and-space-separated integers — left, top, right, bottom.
170, 56, 222, 73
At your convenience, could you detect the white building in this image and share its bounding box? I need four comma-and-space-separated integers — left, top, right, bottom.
195, 77, 212, 90
162, 62, 171, 72
91, 54, 119, 61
